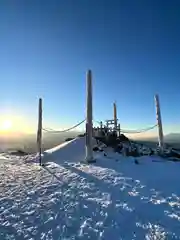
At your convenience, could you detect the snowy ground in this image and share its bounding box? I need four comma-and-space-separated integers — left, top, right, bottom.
0, 138, 180, 240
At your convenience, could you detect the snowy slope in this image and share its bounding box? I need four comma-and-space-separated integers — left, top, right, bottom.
42, 137, 97, 164
0, 138, 180, 240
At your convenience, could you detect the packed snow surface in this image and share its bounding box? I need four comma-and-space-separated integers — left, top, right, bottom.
0, 137, 180, 239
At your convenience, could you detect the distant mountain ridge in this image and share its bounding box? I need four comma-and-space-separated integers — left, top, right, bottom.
164, 133, 180, 142
142, 133, 180, 143
0, 130, 82, 153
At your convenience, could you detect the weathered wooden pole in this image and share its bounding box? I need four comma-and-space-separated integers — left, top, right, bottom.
113, 102, 118, 131
154, 94, 164, 152
100, 121, 103, 130
85, 70, 94, 163
37, 98, 42, 165
118, 123, 121, 137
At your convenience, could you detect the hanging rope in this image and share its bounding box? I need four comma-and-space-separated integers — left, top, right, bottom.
43, 119, 85, 134
121, 124, 157, 134
43, 117, 157, 135
94, 120, 101, 125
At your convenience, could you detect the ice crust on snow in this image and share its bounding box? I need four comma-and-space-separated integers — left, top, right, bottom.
0, 137, 180, 239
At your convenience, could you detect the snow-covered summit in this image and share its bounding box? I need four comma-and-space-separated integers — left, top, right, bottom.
0, 137, 180, 239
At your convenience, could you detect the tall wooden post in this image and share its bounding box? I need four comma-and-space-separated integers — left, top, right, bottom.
100, 121, 103, 130
99, 121, 103, 137
85, 70, 94, 163
154, 94, 164, 152
113, 102, 117, 131
37, 98, 42, 165
118, 123, 121, 137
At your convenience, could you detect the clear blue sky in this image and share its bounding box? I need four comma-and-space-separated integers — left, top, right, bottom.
0, 0, 180, 135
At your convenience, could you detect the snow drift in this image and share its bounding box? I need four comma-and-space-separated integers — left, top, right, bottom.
42, 137, 97, 164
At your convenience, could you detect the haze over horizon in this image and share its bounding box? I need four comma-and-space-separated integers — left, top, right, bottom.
0, 0, 180, 139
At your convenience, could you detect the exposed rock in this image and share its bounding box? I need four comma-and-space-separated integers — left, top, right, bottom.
134, 159, 139, 164
9, 150, 28, 156
93, 146, 99, 152
65, 137, 74, 142
78, 133, 86, 137
119, 134, 130, 142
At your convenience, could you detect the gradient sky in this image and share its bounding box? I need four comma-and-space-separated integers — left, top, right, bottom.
0, 0, 180, 137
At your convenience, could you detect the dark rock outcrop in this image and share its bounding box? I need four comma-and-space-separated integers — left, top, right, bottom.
93, 146, 100, 152
118, 134, 130, 143
9, 149, 28, 156
78, 133, 86, 138
65, 137, 74, 142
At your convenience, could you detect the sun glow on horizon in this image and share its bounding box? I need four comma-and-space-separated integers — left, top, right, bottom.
0, 116, 35, 135
0, 119, 13, 132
